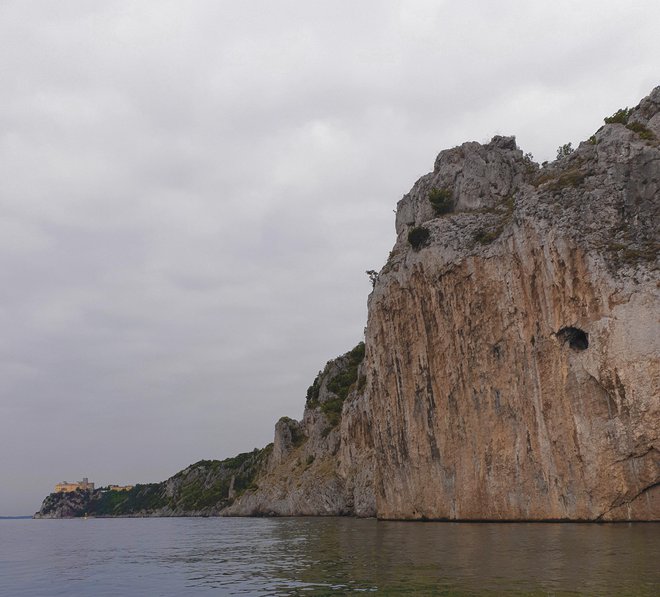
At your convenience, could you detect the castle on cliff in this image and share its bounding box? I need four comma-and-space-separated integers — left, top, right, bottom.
54, 478, 94, 493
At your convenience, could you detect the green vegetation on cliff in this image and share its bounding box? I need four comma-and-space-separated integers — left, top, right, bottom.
92, 484, 166, 515
407, 226, 430, 250
306, 342, 365, 427
428, 187, 454, 215
35, 446, 272, 518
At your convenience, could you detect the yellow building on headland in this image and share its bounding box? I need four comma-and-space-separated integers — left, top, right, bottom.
54, 477, 95, 493
53, 478, 134, 493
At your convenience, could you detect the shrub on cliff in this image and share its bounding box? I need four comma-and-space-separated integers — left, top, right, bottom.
320, 398, 343, 427
312, 342, 366, 427
306, 374, 321, 405
428, 187, 454, 215
556, 142, 574, 159
326, 342, 365, 400
626, 121, 655, 140
366, 269, 379, 288
474, 225, 504, 245
408, 226, 430, 250
604, 107, 631, 124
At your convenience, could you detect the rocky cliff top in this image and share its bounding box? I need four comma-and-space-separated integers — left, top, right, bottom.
390, 86, 659, 284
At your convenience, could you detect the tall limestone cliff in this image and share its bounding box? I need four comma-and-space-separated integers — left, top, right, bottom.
36, 87, 659, 521
364, 90, 659, 521
230, 86, 659, 521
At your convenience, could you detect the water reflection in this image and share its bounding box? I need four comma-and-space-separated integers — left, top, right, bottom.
2, 517, 658, 596
161, 518, 660, 595
258, 519, 660, 595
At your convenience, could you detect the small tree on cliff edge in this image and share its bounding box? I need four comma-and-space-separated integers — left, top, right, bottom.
556, 142, 574, 159
366, 270, 379, 288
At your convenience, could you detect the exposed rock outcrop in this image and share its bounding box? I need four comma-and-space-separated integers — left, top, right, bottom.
224, 342, 376, 516
36, 87, 659, 521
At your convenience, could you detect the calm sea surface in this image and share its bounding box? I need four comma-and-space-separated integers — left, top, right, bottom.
1, 517, 658, 596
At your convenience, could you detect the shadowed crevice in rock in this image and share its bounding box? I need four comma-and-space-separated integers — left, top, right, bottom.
557, 326, 589, 350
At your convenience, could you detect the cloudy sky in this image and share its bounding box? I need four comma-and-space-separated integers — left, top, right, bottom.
1, 0, 658, 515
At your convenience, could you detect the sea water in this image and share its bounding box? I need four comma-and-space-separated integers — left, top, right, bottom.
1, 517, 658, 595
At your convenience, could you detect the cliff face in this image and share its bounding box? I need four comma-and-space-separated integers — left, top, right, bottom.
237, 87, 658, 521
365, 89, 659, 520
36, 88, 659, 521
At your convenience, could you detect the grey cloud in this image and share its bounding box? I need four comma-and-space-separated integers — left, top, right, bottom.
1, 0, 659, 514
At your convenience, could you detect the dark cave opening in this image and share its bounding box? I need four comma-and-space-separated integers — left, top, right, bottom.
557, 326, 589, 350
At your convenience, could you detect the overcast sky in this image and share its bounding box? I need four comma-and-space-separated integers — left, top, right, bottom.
1, 1, 658, 515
